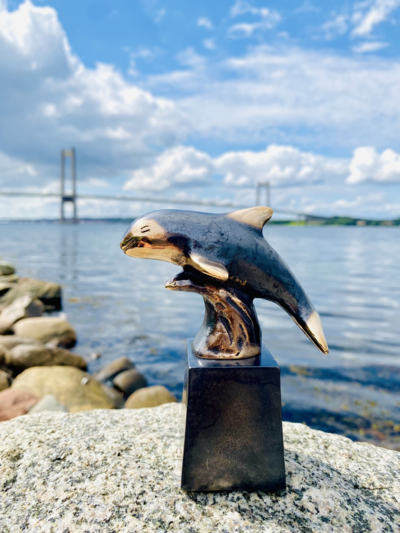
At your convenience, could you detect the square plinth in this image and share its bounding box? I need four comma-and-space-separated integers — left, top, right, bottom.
181, 340, 286, 492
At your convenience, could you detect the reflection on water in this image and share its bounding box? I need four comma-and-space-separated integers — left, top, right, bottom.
1, 222, 400, 448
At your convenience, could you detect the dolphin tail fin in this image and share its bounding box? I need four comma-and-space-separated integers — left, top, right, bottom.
226, 207, 273, 229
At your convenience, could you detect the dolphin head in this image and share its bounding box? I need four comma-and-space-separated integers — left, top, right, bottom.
120, 211, 187, 266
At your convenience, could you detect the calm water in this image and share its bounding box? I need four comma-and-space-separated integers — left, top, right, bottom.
1, 222, 400, 448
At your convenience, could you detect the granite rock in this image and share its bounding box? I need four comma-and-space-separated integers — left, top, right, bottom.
11, 366, 115, 412
0, 277, 62, 310
94, 356, 135, 383
13, 317, 76, 348
5, 344, 87, 374
0, 295, 44, 334
0, 404, 399, 532
125, 385, 178, 409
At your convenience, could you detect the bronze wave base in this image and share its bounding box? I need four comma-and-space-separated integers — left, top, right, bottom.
166, 270, 261, 360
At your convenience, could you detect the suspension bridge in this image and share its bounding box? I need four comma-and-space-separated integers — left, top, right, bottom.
0, 149, 328, 222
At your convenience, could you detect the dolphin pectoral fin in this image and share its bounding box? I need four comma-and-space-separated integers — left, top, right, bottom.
227, 207, 273, 229
189, 253, 229, 281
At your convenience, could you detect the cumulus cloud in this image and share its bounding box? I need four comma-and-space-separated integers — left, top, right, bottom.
124, 146, 214, 191
347, 147, 400, 183
123, 144, 347, 191
0, 0, 185, 190
216, 145, 346, 187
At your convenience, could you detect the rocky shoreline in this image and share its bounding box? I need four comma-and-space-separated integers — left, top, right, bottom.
0, 260, 177, 421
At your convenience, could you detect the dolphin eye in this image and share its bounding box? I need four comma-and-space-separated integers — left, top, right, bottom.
141, 225, 151, 233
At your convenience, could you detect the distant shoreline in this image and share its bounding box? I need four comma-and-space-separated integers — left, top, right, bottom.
0, 217, 399, 226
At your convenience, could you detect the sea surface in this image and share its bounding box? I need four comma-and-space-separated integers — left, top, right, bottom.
1, 222, 400, 448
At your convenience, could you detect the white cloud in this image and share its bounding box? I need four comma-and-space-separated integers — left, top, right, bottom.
0, 0, 185, 190
229, 20, 278, 38
197, 17, 212, 29
230, 1, 279, 20
203, 38, 216, 50
352, 41, 388, 52
123, 144, 347, 191
0, 151, 37, 187
322, 0, 400, 40
352, 0, 400, 36
124, 146, 214, 191
228, 1, 281, 38
321, 14, 349, 39
347, 147, 400, 183
216, 145, 347, 187
148, 45, 400, 148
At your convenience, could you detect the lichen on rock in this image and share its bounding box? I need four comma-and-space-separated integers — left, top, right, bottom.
0, 403, 399, 532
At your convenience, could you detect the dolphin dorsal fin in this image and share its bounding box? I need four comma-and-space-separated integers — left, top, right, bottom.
227, 207, 273, 229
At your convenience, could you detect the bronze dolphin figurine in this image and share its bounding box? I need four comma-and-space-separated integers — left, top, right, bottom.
120, 206, 329, 355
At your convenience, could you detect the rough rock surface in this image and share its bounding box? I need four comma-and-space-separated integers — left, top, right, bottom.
125, 385, 178, 409
0, 295, 44, 334
0, 404, 399, 532
11, 366, 115, 412
5, 344, 87, 374
13, 317, 76, 348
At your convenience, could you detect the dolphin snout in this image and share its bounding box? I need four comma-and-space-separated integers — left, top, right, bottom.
120, 232, 140, 253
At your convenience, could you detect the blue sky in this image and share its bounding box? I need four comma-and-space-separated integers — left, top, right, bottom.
0, 0, 400, 219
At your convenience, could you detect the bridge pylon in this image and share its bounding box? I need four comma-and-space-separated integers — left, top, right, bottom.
60, 148, 77, 223
256, 181, 271, 207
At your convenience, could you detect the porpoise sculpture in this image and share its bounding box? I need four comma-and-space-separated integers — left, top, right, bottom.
121, 206, 328, 359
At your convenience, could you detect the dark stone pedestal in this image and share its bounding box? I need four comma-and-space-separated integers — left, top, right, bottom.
181, 340, 286, 492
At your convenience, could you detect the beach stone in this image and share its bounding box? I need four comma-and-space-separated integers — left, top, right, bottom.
0, 335, 41, 350
0, 345, 6, 366
0, 281, 14, 297
125, 385, 178, 409
0, 274, 18, 284
28, 394, 68, 414
0, 295, 44, 334
13, 317, 76, 348
0, 404, 399, 532
5, 344, 87, 374
113, 368, 147, 396
0, 370, 10, 392
0, 261, 15, 276
11, 366, 115, 413
0, 277, 62, 310
94, 356, 135, 383
0, 388, 40, 422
